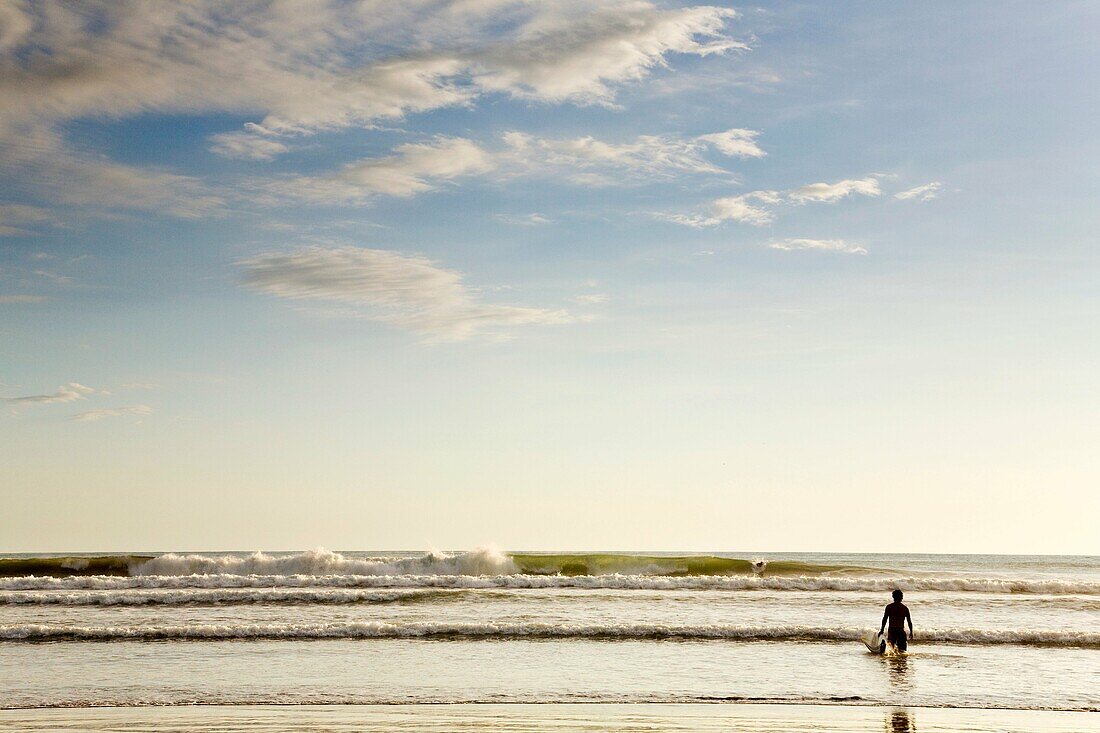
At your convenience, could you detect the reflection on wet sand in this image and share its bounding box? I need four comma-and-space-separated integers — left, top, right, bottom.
885, 652, 912, 692
888, 708, 916, 732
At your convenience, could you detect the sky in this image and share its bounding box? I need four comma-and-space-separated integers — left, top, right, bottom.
1, 1, 1098, 554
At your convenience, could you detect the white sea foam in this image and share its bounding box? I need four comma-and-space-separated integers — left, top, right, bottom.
131, 547, 516, 577
0, 588, 449, 606
4, 573, 1099, 594
1, 621, 1097, 647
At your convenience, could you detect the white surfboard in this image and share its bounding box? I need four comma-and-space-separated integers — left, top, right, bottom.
862, 630, 885, 653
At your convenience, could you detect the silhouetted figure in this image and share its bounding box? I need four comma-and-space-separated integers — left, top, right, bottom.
879, 589, 913, 652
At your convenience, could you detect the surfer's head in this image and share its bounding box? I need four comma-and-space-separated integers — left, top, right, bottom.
892, 589, 903, 601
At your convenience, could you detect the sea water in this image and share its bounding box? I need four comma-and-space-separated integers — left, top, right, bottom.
0, 550, 1097, 712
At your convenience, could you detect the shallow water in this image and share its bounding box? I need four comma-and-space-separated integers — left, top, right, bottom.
0, 551, 1097, 711
1, 704, 1098, 733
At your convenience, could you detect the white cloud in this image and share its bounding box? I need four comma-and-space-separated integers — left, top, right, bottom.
659, 177, 880, 228
1, 128, 224, 218
572, 293, 609, 304
656, 190, 779, 227
469, 5, 744, 105
710, 192, 780, 225
3, 382, 97, 405
788, 177, 881, 203
241, 246, 573, 340
0, 1, 743, 214
697, 128, 766, 158
502, 127, 763, 182
269, 138, 494, 203
271, 126, 763, 203
895, 181, 942, 201
71, 405, 153, 422
769, 238, 867, 254
209, 125, 290, 161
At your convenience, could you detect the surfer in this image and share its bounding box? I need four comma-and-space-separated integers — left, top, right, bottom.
879, 589, 913, 652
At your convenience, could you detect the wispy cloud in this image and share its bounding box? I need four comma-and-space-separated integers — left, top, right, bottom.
269, 125, 761, 203
2, 128, 225, 218
500, 127, 760, 183
495, 213, 553, 226
695, 128, 766, 159
268, 138, 494, 203
895, 181, 942, 201
769, 238, 867, 254
33, 269, 73, 285
70, 405, 153, 423
0, 203, 52, 236
0, 1, 744, 217
267, 126, 763, 203
3, 382, 97, 405
656, 190, 780, 227
209, 125, 290, 161
787, 177, 881, 203
467, 5, 744, 105
659, 177, 881, 228
241, 246, 573, 341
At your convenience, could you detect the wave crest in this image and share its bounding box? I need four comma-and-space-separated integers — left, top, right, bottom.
131, 548, 517, 578
3, 573, 1098, 595
2, 622, 1096, 647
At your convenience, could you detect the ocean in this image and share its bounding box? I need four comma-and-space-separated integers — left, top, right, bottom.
1, 549, 1097, 723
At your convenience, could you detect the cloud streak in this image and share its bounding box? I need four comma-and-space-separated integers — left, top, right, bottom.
241, 246, 573, 340
269, 127, 764, 203
70, 405, 153, 422
659, 177, 881, 228
269, 138, 494, 203
0, 1, 744, 217
0, 203, 52, 236
501, 127, 762, 184
895, 182, 942, 201
3, 383, 97, 405
788, 177, 881, 203
769, 238, 867, 254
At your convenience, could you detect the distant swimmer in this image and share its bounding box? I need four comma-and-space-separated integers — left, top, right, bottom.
879, 589, 913, 652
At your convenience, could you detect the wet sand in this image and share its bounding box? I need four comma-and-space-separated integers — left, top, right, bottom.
1, 704, 1097, 732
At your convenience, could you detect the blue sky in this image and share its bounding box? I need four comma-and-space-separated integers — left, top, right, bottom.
1, 1, 1098, 552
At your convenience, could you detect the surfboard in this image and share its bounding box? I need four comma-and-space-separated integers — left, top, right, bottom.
862, 630, 885, 654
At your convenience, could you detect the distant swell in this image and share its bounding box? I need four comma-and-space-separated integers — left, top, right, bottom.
3, 573, 1099, 595
2, 622, 1097, 648
0, 550, 863, 579
0, 588, 457, 606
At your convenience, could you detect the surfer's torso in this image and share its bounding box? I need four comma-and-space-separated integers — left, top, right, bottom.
884, 601, 910, 631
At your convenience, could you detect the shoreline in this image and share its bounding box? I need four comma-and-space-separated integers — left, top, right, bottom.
3, 699, 1098, 713
1, 703, 1096, 733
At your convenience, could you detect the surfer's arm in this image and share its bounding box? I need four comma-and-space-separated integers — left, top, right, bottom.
906, 610, 913, 638
879, 608, 888, 633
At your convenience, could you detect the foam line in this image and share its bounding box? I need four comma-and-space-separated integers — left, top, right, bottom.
3, 574, 1098, 594
2, 622, 1097, 647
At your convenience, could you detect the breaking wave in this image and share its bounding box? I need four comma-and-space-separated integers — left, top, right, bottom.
133, 548, 519, 577
3, 573, 1098, 595
0, 549, 867, 579
0, 588, 460, 606
2, 622, 1097, 647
